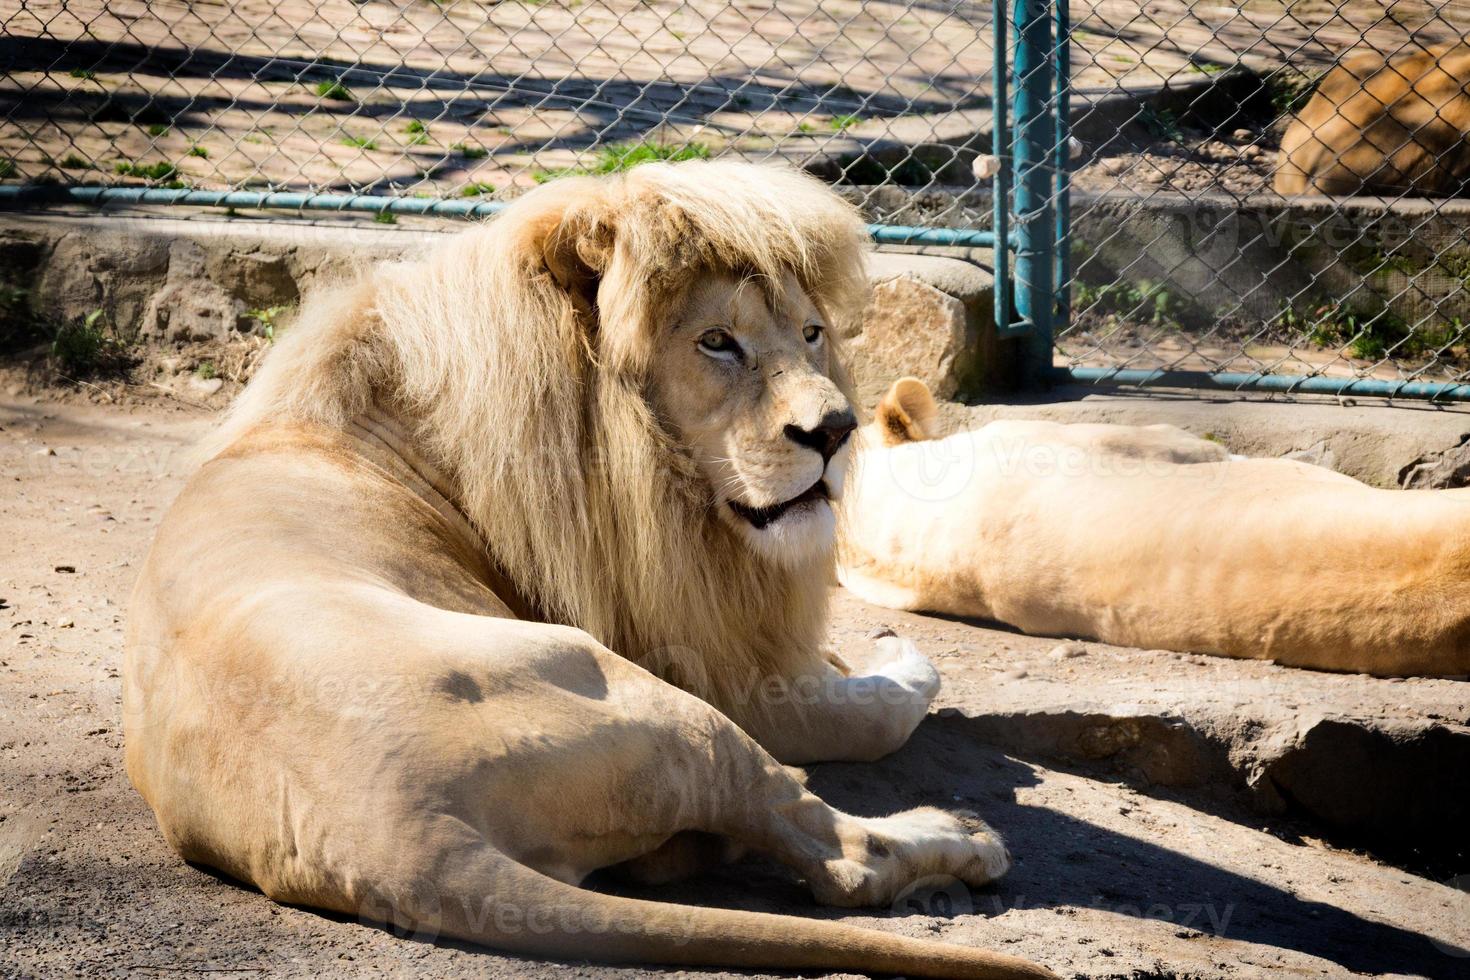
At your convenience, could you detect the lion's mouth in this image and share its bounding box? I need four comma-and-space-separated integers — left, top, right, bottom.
728, 479, 831, 530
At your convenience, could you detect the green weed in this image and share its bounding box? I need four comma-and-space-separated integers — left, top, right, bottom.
51, 309, 130, 377
314, 79, 353, 102
113, 160, 177, 181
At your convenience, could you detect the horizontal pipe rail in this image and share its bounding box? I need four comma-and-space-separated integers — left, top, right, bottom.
1062, 366, 1470, 401
0, 185, 1005, 247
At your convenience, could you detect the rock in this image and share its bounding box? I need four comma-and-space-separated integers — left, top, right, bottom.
1048, 641, 1088, 660
53, 565, 75, 574
847, 254, 993, 403
139, 279, 246, 342
1398, 433, 1470, 488
1282, 439, 1338, 471
56, 617, 73, 629
186, 376, 224, 399
1231, 128, 1253, 142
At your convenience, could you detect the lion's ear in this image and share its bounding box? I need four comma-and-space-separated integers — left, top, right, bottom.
875, 377, 939, 445
520, 185, 615, 325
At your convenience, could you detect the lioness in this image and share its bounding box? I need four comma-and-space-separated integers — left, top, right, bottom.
123, 164, 1053, 979
1275, 41, 1470, 196
839, 378, 1470, 677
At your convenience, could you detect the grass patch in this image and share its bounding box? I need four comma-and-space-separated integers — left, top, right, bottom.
1073, 278, 1190, 328
373, 211, 397, 225
404, 119, 429, 145
0, 158, 15, 179
533, 139, 709, 183
1279, 301, 1456, 361
196, 361, 217, 380
59, 154, 91, 170
829, 113, 862, 132
314, 78, 353, 102
460, 181, 496, 196
51, 309, 132, 377
146, 123, 170, 137
69, 68, 95, 80
1139, 105, 1183, 143
452, 142, 487, 159
188, 144, 209, 158
113, 160, 177, 182
342, 134, 379, 150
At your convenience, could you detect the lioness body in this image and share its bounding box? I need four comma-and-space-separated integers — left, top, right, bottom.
125, 166, 1052, 979
839, 380, 1470, 677
1276, 41, 1470, 196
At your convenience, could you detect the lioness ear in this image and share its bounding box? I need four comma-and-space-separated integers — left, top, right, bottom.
875, 377, 939, 445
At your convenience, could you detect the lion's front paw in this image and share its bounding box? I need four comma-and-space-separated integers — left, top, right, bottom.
871, 634, 941, 700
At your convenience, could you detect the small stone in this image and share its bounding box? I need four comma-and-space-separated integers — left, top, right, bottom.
57, 617, 73, 629
188, 376, 224, 398
1231, 128, 1253, 142
1048, 641, 1087, 660
53, 565, 75, 574
34, 447, 55, 457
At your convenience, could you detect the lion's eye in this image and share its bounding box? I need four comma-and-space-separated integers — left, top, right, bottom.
803, 322, 824, 344
698, 329, 741, 359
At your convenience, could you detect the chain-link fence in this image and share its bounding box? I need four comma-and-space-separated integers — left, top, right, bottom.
6, 1, 1470, 398
0, 0, 1000, 208
1058, 0, 1470, 398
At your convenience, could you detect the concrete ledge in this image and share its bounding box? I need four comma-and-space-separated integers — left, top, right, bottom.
943, 391, 1470, 488
0, 209, 1008, 406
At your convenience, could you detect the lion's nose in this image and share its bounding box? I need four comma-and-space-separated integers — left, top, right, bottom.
784, 410, 857, 461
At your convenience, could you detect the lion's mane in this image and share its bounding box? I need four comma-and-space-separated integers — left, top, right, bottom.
202, 161, 872, 724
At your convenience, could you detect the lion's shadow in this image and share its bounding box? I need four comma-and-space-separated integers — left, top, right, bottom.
607, 713, 1465, 978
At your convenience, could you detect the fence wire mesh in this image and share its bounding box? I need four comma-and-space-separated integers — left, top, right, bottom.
6, 1, 1470, 392
1058, 0, 1470, 391
0, 0, 997, 214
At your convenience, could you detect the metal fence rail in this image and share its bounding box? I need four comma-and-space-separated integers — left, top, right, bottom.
5, 1, 1470, 400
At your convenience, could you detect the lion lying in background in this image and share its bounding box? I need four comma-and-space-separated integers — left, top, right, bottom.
839, 378, 1470, 677
1275, 41, 1470, 196
124, 164, 1053, 979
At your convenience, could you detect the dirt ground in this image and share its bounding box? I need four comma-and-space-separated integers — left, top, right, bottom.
2, 386, 1468, 979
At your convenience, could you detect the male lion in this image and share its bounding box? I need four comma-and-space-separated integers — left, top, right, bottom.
839, 378, 1470, 677
123, 163, 1053, 979
1275, 41, 1470, 196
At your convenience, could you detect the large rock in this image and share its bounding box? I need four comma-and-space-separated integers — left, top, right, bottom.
846, 251, 996, 404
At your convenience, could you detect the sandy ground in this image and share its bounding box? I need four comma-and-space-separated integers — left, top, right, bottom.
2, 392, 1469, 979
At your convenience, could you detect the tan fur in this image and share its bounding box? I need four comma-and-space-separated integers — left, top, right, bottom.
128, 164, 1054, 979
1276, 42, 1470, 196
840, 378, 1470, 677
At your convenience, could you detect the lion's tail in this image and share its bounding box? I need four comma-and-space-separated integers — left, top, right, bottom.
423, 851, 1056, 980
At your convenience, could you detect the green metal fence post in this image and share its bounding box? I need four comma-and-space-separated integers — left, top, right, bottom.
1011, 0, 1057, 388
